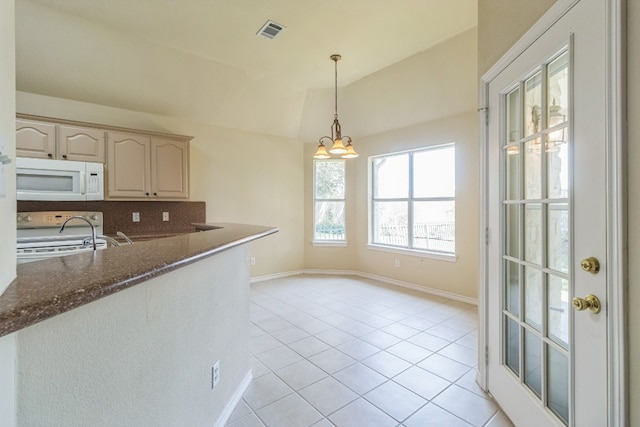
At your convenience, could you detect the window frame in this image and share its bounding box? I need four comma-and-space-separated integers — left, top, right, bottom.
313, 159, 347, 246
368, 143, 457, 260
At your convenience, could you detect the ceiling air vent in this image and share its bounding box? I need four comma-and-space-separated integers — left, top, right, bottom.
257, 20, 285, 39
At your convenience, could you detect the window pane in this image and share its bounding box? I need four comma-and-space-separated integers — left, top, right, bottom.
507, 87, 522, 143
524, 266, 542, 331
524, 138, 542, 200
548, 275, 569, 348
505, 261, 520, 316
505, 203, 520, 258
547, 52, 569, 130
413, 146, 455, 198
373, 154, 408, 198
373, 201, 408, 246
315, 160, 345, 199
525, 72, 542, 137
524, 329, 542, 398
505, 316, 520, 375
314, 201, 345, 241
506, 147, 520, 200
412, 201, 455, 252
524, 204, 542, 264
548, 204, 569, 273
548, 346, 569, 424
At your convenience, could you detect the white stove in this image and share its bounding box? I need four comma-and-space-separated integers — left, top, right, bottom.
17, 211, 108, 264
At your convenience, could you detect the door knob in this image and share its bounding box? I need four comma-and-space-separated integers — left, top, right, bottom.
572, 294, 601, 314
580, 257, 600, 274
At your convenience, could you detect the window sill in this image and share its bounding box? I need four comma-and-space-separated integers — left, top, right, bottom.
312, 240, 348, 247
367, 244, 457, 262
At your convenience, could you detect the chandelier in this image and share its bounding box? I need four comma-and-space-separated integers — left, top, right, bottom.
313, 54, 358, 159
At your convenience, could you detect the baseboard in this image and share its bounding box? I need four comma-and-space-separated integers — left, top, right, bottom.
249, 270, 304, 283
213, 370, 253, 427
355, 271, 478, 305
250, 269, 477, 305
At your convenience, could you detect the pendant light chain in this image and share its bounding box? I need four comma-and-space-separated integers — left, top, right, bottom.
334, 57, 339, 119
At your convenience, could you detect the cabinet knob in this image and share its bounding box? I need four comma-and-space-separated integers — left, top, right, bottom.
47, 153, 53, 158
153, 192, 157, 196
62, 154, 67, 159
146, 192, 150, 196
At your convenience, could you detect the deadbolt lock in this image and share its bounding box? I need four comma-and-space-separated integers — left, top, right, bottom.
580, 257, 600, 274
572, 294, 601, 314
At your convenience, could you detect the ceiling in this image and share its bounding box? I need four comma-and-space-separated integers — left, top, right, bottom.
26, 0, 477, 89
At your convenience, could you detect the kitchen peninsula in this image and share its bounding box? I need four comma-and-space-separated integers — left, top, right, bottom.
0, 223, 277, 426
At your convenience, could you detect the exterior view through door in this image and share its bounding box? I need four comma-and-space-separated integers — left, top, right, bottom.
480, 0, 625, 426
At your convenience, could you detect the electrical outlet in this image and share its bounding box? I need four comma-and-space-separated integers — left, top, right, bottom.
132, 212, 140, 222
250, 257, 256, 266
162, 212, 169, 222
212, 361, 220, 388
394, 259, 400, 268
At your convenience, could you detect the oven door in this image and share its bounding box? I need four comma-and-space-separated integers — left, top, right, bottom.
16, 158, 85, 201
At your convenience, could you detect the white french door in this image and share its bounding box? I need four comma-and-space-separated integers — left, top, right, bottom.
482, 0, 625, 426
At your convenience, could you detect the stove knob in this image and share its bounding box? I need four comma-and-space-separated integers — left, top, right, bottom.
16, 215, 22, 222
25, 215, 32, 222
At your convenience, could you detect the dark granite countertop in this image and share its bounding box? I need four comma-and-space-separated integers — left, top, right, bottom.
0, 223, 278, 337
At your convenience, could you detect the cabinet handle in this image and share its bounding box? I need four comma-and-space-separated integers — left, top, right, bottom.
47, 153, 53, 158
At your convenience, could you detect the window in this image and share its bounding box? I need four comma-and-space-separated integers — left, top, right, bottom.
314, 160, 346, 242
370, 144, 455, 254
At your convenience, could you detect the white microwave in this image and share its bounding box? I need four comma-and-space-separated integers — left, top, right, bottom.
16, 158, 104, 201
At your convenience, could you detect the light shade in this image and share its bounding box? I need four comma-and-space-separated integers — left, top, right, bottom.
341, 141, 359, 158
313, 143, 331, 159
329, 138, 347, 154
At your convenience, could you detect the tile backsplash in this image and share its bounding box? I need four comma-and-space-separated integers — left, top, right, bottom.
17, 201, 206, 237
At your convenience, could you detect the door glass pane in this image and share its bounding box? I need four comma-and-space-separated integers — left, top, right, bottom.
524, 328, 542, 397
525, 72, 542, 136
524, 138, 542, 199
547, 52, 569, 128
506, 316, 520, 375
524, 267, 542, 330
506, 147, 520, 200
524, 204, 542, 264
548, 275, 569, 348
548, 204, 569, 273
507, 87, 522, 142
547, 137, 569, 198
506, 261, 520, 316
548, 346, 569, 424
373, 201, 408, 246
505, 204, 519, 258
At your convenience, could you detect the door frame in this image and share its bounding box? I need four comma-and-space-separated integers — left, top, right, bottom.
477, 0, 627, 424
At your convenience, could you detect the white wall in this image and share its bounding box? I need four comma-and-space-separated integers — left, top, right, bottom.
16, 0, 307, 139
0, 0, 17, 425
303, 30, 479, 300
17, 245, 250, 426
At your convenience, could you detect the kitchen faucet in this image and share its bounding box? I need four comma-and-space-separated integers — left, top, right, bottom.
116, 231, 134, 244
59, 216, 97, 251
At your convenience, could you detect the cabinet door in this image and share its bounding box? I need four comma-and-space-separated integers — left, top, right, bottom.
58, 125, 106, 163
106, 132, 151, 198
16, 119, 56, 159
151, 138, 189, 199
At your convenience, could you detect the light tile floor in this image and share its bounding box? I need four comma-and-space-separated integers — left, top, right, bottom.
226, 275, 513, 427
